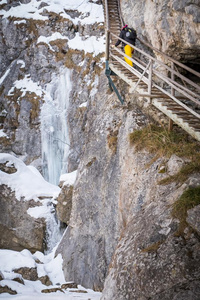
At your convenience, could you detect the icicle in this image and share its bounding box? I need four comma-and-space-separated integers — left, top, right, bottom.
44, 201, 66, 254
41, 68, 72, 185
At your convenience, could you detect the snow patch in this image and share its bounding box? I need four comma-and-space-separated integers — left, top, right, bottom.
60, 170, 77, 186
37, 33, 68, 51
8, 74, 43, 97
68, 33, 105, 56
0, 0, 104, 26
0, 129, 8, 138
79, 102, 87, 108
17, 60, 26, 68
0, 153, 60, 201
14, 20, 27, 25
0, 248, 102, 299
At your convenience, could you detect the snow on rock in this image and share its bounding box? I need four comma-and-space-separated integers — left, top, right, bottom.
0, 248, 102, 299
0, 154, 63, 252
0, 249, 36, 273
0, 0, 104, 26
79, 102, 87, 108
0, 153, 60, 201
37, 33, 68, 52
56, 170, 78, 225
8, 75, 43, 98
68, 33, 105, 56
59, 170, 77, 187
0, 130, 8, 138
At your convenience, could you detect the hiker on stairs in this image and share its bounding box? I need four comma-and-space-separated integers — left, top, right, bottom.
113, 24, 137, 67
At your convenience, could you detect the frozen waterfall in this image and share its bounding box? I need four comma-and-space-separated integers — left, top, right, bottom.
41, 68, 72, 185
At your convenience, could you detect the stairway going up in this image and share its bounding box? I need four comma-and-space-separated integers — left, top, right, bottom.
103, 0, 200, 142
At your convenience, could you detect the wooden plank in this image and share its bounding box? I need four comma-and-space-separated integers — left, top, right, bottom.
168, 119, 173, 131
152, 99, 200, 141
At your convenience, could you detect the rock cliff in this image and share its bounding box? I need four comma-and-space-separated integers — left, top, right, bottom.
0, 0, 200, 299
56, 71, 200, 298
0, 0, 105, 183
121, 0, 200, 66
0, 153, 61, 253
56, 0, 200, 298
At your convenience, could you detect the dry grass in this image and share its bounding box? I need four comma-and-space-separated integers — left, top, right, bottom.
129, 124, 200, 184
171, 186, 200, 235
141, 240, 164, 253
63, 49, 83, 71
159, 162, 200, 185
7, 88, 42, 124
107, 130, 118, 154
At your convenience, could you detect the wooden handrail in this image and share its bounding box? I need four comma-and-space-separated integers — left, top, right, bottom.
111, 32, 200, 84
131, 60, 151, 94
103, 0, 200, 141
117, 0, 123, 28
104, 0, 110, 30
137, 37, 200, 79
110, 42, 200, 117
110, 32, 200, 102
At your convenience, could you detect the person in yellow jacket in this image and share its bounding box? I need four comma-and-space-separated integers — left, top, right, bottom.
113, 24, 137, 67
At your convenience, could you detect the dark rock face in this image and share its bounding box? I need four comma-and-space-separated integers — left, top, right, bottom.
0, 185, 46, 252
187, 205, 200, 235
56, 184, 73, 225
56, 75, 149, 290
101, 197, 200, 300
120, 0, 200, 63
56, 72, 200, 298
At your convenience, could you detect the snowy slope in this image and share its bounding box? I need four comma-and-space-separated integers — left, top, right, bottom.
0, 248, 102, 300
0, 0, 104, 25
0, 0, 105, 185
0, 0, 105, 53
0, 153, 60, 201
0, 0, 104, 298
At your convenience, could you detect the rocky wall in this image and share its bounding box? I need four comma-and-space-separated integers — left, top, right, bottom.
120, 0, 200, 65
0, 184, 46, 252
56, 69, 200, 297
0, 2, 104, 172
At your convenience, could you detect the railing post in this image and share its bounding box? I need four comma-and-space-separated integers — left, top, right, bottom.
171, 62, 175, 96
148, 59, 153, 103
169, 61, 175, 131
106, 30, 110, 61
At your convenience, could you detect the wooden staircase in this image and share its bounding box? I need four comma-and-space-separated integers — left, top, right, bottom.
103, 0, 200, 142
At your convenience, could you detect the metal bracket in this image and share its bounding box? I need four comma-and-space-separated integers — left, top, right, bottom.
105, 60, 124, 105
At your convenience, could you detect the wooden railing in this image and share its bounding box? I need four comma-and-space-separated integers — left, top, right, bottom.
108, 32, 200, 120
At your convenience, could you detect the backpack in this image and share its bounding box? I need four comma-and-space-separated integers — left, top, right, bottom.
125, 27, 137, 42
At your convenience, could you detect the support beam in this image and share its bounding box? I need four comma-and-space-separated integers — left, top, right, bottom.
168, 119, 173, 131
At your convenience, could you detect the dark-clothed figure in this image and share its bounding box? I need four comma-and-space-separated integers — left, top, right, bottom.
115, 24, 137, 66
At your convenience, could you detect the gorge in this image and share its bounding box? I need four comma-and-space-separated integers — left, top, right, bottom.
0, 0, 200, 299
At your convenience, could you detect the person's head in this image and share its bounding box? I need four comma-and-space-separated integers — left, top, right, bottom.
122, 24, 128, 30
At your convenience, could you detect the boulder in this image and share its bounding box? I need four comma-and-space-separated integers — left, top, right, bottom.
56, 184, 73, 225
39, 275, 52, 286
0, 284, 17, 295
14, 267, 38, 281
187, 204, 200, 235
0, 184, 46, 252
